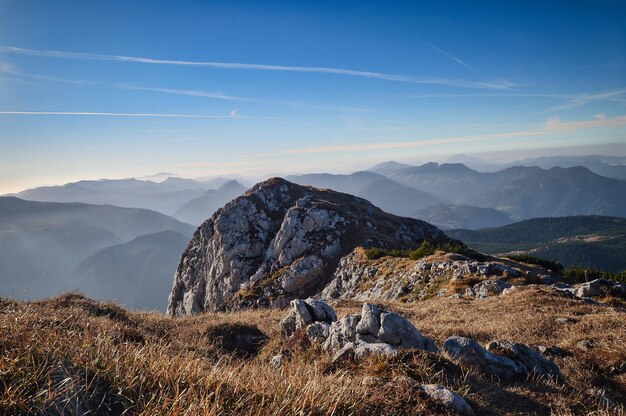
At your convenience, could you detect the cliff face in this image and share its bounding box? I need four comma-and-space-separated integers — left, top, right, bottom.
167, 178, 458, 315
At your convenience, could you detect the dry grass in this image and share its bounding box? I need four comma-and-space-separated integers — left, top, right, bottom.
1, 289, 624, 415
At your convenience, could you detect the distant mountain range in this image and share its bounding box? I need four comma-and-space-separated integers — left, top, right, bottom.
444, 154, 626, 180
12, 176, 248, 222
3, 155, 625, 307
447, 216, 626, 272
368, 162, 626, 221
286, 171, 441, 216
0, 197, 194, 308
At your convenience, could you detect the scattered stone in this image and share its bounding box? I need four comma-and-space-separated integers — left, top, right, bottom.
555, 317, 576, 325
269, 354, 284, 369
419, 384, 474, 415
323, 314, 361, 351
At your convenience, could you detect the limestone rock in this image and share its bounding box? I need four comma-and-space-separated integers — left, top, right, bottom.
355, 302, 381, 337
419, 384, 474, 415
378, 311, 438, 352
465, 279, 512, 299
280, 298, 337, 337
332, 340, 397, 363
323, 314, 361, 351
168, 178, 457, 315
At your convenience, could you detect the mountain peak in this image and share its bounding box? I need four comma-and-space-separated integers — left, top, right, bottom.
167, 178, 458, 315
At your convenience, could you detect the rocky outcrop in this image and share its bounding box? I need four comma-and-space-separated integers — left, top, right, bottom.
167, 178, 458, 315
322, 249, 544, 302
280, 300, 437, 359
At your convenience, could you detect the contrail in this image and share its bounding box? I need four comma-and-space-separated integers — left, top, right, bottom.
0, 45, 516, 89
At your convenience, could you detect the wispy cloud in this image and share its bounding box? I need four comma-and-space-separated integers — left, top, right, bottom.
0, 110, 272, 119
548, 88, 626, 111
267, 114, 626, 155
0, 60, 94, 85
116, 84, 369, 112
427, 43, 472, 69
0, 45, 518, 90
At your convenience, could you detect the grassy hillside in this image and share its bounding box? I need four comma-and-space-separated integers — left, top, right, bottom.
1, 291, 623, 415
447, 216, 626, 272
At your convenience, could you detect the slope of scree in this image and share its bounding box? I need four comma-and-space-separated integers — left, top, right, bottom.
167, 177, 460, 315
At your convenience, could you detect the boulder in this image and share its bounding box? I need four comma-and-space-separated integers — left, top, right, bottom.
444, 336, 525, 379
378, 312, 438, 352
444, 337, 561, 380
419, 384, 474, 415
355, 303, 381, 337
486, 341, 561, 379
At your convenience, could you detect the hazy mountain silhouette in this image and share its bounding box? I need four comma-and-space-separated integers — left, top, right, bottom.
72, 230, 189, 311
465, 166, 626, 219
286, 171, 441, 216
15, 178, 212, 215
0, 197, 194, 301
173, 180, 248, 225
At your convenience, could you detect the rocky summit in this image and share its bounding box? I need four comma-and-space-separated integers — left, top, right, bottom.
167, 178, 459, 315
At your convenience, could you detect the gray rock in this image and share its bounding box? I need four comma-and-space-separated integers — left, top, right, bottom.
332, 340, 397, 362
305, 321, 331, 344
378, 312, 438, 352
323, 314, 361, 351
486, 341, 561, 379
355, 303, 382, 337
419, 384, 474, 415
291, 299, 314, 329
279, 312, 297, 336
444, 336, 525, 379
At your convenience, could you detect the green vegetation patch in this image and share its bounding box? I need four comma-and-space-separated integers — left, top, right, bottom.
365, 240, 483, 261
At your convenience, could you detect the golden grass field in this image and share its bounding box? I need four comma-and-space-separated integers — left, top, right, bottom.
1, 286, 624, 415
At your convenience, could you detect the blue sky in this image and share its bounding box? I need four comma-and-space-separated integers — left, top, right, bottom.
1, 1, 625, 192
